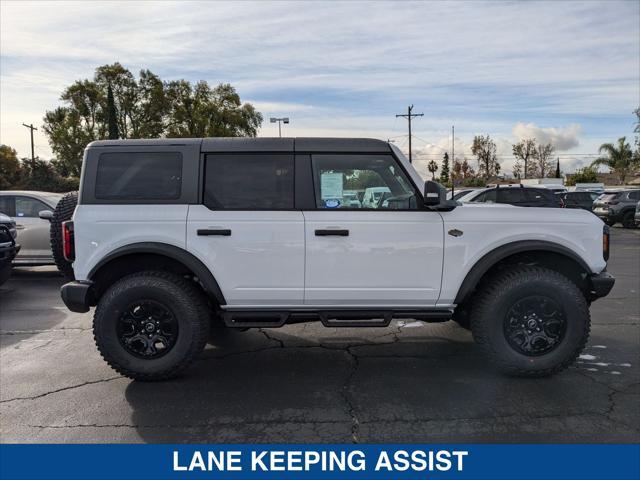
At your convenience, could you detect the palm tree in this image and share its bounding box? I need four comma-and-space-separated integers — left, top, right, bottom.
591, 137, 638, 185
427, 160, 438, 180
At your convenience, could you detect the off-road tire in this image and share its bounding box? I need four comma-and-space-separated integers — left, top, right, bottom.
622, 210, 636, 229
93, 271, 210, 381
50, 191, 78, 279
470, 266, 590, 377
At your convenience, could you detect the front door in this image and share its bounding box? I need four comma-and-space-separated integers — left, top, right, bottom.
303, 154, 444, 307
187, 153, 305, 307
0, 195, 54, 263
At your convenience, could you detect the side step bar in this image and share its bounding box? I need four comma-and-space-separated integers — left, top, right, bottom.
221, 309, 453, 328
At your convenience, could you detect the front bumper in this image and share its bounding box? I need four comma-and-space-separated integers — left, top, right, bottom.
588, 271, 615, 300
60, 281, 94, 313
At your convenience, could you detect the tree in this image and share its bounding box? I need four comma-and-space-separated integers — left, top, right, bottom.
439, 152, 450, 184
591, 137, 638, 185
512, 138, 536, 179
43, 63, 263, 180
0, 145, 21, 189
555, 158, 561, 178
471, 135, 500, 179
106, 83, 119, 139
512, 160, 522, 179
531, 143, 555, 178
427, 160, 438, 180
565, 167, 598, 186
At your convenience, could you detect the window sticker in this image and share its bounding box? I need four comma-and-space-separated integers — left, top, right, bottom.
320, 172, 343, 200
324, 198, 341, 208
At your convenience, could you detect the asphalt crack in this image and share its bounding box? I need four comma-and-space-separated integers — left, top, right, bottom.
0, 376, 123, 404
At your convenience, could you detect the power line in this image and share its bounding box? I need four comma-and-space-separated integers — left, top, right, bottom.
395, 105, 423, 163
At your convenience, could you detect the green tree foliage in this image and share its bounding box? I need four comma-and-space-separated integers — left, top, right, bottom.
16, 158, 79, 192
43, 63, 263, 179
439, 152, 450, 183
471, 135, 500, 179
427, 160, 438, 179
555, 158, 561, 178
0, 145, 21, 189
591, 137, 638, 185
512, 138, 536, 179
565, 167, 598, 186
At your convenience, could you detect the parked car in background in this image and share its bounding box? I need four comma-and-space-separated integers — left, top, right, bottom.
634, 201, 640, 227
0, 212, 20, 286
592, 189, 640, 228
448, 188, 480, 201
362, 186, 390, 208
558, 191, 600, 212
460, 186, 563, 208
0, 191, 63, 265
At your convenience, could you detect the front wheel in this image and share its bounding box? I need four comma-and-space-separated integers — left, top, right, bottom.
470, 266, 590, 377
93, 271, 210, 381
622, 211, 636, 229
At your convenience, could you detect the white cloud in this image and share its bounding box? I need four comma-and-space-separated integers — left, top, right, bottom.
512, 123, 582, 150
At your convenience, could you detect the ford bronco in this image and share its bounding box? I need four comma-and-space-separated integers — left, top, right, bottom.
60, 138, 615, 380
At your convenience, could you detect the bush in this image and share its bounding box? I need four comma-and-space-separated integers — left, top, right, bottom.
16, 158, 79, 192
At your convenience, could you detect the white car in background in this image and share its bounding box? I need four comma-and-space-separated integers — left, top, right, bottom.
0, 191, 62, 265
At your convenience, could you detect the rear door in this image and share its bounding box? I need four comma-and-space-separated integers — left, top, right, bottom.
187, 153, 305, 307
302, 153, 443, 306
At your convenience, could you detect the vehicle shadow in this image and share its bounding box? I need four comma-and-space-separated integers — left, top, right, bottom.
121, 323, 628, 443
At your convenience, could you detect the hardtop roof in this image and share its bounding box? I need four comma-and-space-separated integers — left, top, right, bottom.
87, 137, 391, 153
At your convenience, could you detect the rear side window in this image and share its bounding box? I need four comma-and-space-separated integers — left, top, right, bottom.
628, 190, 640, 200
204, 154, 294, 209
95, 152, 183, 200
497, 189, 526, 203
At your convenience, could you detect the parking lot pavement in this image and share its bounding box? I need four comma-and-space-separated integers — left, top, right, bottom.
1, 229, 638, 444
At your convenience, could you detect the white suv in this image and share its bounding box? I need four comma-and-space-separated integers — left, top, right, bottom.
60, 138, 614, 380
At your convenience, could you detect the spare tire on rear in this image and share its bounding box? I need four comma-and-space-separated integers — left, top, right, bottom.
50, 191, 78, 279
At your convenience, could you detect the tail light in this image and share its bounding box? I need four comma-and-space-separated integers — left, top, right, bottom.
602, 225, 610, 262
62, 221, 75, 262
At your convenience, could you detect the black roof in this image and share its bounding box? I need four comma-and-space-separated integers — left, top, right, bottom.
88, 137, 391, 153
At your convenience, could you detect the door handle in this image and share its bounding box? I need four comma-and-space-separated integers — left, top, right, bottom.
315, 229, 349, 236
197, 229, 231, 236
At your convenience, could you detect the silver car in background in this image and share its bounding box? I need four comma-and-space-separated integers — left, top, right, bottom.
0, 191, 63, 265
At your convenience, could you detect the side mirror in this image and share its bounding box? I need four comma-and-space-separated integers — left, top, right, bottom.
423, 181, 444, 206
38, 210, 54, 221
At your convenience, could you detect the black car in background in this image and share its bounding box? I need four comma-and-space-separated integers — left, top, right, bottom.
468, 186, 563, 207
557, 191, 600, 211
592, 189, 640, 228
0, 213, 20, 286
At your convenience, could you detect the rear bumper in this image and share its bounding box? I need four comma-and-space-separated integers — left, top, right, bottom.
60, 281, 94, 313
588, 271, 615, 300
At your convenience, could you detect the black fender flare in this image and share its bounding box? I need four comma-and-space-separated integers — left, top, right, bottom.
453, 240, 592, 305
88, 242, 226, 305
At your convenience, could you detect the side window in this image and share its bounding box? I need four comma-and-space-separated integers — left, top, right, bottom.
628, 190, 640, 200
204, 154, 294, 209
15, 197, 49, 218
0, 196, 15, 217
472, 190, 497, 203
497, 189, 526, 204
95, 152, 182, 200
311, 154, 417, 210
524, 190, 546, 202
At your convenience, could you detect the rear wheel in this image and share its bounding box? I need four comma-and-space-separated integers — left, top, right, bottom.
93, 271, 209, 381
470, 266, 590, 377
50, 191, 78, 279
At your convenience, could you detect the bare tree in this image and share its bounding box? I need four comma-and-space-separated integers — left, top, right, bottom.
532, 143, 555, 178
512, 138, 536, 179
471, 135, 500, 179
427, 160, 438, 180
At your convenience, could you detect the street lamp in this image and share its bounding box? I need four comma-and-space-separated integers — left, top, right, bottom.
270, 117, 289, 138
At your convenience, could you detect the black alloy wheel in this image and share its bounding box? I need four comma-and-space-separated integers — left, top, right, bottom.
504, 295, 567, 356
116, 300, 179, 359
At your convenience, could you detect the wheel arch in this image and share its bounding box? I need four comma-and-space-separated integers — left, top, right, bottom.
454, 240, 592, 306
88, 242, 226, 306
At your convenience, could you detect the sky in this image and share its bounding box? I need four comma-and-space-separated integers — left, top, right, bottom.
1, 0, 639, 177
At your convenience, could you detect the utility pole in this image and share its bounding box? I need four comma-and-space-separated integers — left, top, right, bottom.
395, 105, 423, 163
22, 123, 37, 168
451, 125, 455, 197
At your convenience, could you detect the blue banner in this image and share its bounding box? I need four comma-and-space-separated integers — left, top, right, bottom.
1, 444, 638, 480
